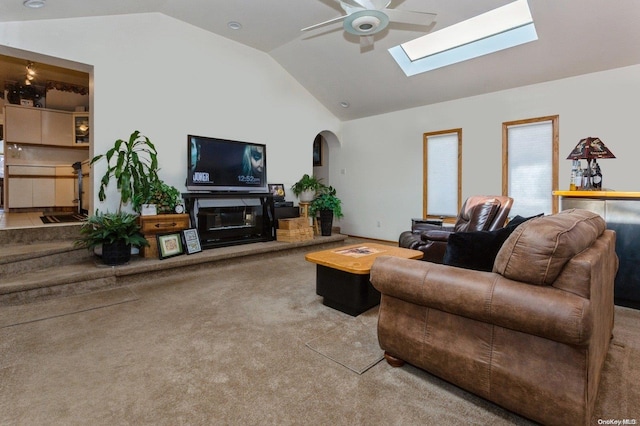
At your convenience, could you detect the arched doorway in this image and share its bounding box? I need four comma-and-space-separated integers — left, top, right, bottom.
312, 131, 338, 185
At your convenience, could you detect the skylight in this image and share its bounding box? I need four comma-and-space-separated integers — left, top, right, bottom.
389, 0, 537, 77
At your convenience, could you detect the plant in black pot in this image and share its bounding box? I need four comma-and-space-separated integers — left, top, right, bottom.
309, 185, 343, 236
77, 130, 159, 265
75, 211, 149, 266
291, 174, 323, 203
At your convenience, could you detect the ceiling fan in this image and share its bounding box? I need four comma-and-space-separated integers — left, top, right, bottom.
301, 0, 436, 48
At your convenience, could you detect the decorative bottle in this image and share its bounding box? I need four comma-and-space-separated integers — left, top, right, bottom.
593, 160, 603, 190
575, 161, 583, 190
569, 160, 578, 191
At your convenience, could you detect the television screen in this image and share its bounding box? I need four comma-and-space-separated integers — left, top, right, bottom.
187, 135, 267, 192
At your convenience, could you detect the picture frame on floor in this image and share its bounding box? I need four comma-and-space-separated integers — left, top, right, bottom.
157, 232, 184, 259
181, 228, 202, 255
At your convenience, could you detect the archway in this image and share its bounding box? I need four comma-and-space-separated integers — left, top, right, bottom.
312, 130, 339, 186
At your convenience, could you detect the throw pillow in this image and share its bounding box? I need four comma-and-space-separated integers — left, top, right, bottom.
443, 213, 543, 272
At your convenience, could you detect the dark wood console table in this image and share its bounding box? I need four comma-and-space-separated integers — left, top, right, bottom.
182, 192, 275, 249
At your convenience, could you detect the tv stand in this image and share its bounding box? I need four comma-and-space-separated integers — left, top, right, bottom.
182, 192, 275, 249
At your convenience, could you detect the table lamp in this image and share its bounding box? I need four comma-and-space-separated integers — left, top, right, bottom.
566, 137, 615, 190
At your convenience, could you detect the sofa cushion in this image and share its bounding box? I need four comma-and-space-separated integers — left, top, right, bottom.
442, 214, 541, 272
443, 227, 514, 272
493, 209, 606, 286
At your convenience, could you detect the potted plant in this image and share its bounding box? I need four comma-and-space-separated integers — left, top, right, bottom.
92, 130, 160, 213
79, 130, 159, 265
291, 174, 323, 203
309, 185, 343, 236
134, 179, 182, 215
75, 211, 148, 265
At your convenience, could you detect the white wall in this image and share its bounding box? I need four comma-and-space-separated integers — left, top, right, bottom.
2, 14, 638, 242
334, 64, 640, 240
0, 13, 339, 212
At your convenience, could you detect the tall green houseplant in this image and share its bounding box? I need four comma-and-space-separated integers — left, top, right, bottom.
79, 130, 159, 265
92, 130, 160, 213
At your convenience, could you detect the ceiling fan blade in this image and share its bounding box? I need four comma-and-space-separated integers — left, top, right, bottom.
360, 35, 375, 48
341, 0, 391, 10
383, 9, 436, 26
301, 15, 347, 32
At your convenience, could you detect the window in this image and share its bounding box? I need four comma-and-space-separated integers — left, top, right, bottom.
502, 116, 559, 217
424, 129, 462, 218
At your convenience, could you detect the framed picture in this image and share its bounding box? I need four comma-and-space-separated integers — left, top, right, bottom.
313, 135, 322, 167
182, 228, 202, 255
157, 232, 184, 259
268, 183, 286, 200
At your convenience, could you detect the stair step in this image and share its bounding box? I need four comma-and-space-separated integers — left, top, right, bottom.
0, 241, 92, 276
0, 234, 349, 306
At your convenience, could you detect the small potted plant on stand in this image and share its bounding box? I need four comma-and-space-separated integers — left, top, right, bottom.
291, 174, 323, 203
309, 185, 343, 236
76, 130, 158, 265
134, 179, 182, 215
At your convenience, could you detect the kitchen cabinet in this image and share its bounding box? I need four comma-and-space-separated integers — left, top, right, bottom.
8, 176, 55, 208
4, 105, 79, 147
42, 110, 74, 146
73, 113, 90, 144
55, 166, 76, 207
4, 106, 42, 144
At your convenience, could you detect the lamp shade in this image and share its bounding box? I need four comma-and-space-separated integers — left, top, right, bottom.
567, 137, 616, 160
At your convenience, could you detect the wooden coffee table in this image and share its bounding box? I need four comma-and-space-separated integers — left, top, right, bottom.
305, 243, 423, 316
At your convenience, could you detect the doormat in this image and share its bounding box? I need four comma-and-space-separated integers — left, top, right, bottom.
40, 213, 87, 224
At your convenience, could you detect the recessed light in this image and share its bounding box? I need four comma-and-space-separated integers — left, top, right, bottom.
23, 0, 46, 8
339, 101, 350, 108
228, 21, 242, 30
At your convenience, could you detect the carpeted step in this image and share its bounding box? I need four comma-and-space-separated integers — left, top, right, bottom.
0, 223, 82, 245
0, 234, 350, 306
0, 260, 117, 306
0, 241, 92, 277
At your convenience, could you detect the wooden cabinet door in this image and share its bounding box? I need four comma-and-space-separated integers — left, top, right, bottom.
8, 178, 34, 208
42, 110, 73, 146
55, 177, 76, 207
4, 106, 42, 144
32, 178, 56, 207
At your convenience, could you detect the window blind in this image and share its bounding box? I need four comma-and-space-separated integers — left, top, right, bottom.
507, 121, 553, 217
427, 133, 458, 217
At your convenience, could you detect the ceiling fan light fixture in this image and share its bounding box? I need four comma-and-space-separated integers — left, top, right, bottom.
343, 10, 389, 36
23, 0, 46, 8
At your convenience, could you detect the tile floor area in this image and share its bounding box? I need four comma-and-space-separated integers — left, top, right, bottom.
0, 210, 56, 229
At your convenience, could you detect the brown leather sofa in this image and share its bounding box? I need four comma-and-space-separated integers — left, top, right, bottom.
371, 209, 618, 425
398, 195, 513, 263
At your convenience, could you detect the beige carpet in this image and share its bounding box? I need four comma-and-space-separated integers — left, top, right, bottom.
0, 287, 138, 328
305, 307, 383, 374
1, 245, 638, 425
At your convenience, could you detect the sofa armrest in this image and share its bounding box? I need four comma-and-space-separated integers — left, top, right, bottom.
370, 256, 592, 345
420, 229, 452, 242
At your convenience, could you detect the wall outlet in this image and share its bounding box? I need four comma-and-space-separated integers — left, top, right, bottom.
376, 221, 381, 227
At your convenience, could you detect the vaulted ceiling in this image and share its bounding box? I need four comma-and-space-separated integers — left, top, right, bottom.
1, 0, 639, 120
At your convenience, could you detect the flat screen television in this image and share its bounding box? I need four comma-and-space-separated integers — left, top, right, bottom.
186, 134, 267, 193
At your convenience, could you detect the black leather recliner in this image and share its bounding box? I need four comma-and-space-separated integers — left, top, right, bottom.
399, 195, 514, 263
